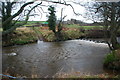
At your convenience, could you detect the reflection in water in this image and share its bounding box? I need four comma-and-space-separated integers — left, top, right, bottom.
2, 39, 111, 78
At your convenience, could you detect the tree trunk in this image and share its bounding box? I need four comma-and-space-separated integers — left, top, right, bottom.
110, 32, 120, 50
55, 31, 62, 41
109, 3, 120, 50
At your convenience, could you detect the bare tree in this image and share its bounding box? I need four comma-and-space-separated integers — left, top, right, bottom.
1, 1, 42, 36
85, 1, 120, 50
56, 8, 67, 41
1, 0, 79, 34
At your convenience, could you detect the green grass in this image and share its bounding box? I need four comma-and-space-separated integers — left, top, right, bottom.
65, 24, 103, 30
104, 51, 120, 70
82, 26, 103, 28
11, 21, 47, 27
65, 24, 80, 28
104, 51, 118, 64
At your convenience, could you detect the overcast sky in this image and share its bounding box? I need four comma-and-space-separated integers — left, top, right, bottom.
2, 0, 94, 23
29, 0, 120, 23
2, 0, 120, 23
27, 0, 94, 23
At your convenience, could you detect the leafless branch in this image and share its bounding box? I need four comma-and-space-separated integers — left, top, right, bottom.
2, 2, 42, 35
37, 6, 47, 13
2, 2, 35, 26
43, 0, 81, 15
36, 7, 43, 19
67, 1, 85, 7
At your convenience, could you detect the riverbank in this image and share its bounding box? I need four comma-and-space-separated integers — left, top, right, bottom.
2, 26, 84, 46
2, 25, 120, 73
2, 27, 38, 47
54, 72, 120, 78
2, 39, 120, 78
2, 73, 120, 79
2, 25, 106, 47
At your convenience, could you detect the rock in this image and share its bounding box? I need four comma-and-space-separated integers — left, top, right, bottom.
7, 53, 17, 56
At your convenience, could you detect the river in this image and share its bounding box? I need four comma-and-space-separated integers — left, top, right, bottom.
2, 39, 111, 78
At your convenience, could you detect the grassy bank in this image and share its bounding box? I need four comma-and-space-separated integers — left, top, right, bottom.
2, 27, 38, 46
2, 26, 84, 46
2, 22, 107, 47
34, 26, 84, 42
2, 24, 105, 46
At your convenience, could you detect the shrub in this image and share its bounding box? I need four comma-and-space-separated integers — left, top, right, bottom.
104, 51, 118, 64
104, 51, 120, 70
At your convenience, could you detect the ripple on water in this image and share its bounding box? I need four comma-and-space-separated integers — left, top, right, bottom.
2, 39, 111, 77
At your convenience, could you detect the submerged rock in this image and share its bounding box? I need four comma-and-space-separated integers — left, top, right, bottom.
7, 53, 17, 56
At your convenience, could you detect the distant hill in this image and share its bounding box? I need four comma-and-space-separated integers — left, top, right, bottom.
64, 19, 103, 26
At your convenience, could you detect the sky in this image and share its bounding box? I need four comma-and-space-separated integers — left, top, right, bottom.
1, 0, 94, 23
1, 0, 101, 23
28, 0, 120, 23
1, 0, 120, 23
27, 0, 94, 23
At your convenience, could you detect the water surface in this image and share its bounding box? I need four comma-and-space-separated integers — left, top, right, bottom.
2, 39, 110, 78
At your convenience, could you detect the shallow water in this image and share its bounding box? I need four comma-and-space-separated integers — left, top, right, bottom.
2, 39, 111, 78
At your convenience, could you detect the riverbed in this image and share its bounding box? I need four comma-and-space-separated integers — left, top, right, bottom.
2, 39, 110, 78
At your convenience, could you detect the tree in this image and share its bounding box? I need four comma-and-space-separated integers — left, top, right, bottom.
1, 0, 78, 36
85, 1, 120, 50
56, 8, 67, 41
1, 1, 42, 36
1, 0, 79, 42
47, 6, 66, 41
48, 6, 56, 33
57, 8, 67, 35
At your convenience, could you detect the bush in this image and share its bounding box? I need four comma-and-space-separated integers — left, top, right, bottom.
104, 51, 118, 64
104, 51, 120, 70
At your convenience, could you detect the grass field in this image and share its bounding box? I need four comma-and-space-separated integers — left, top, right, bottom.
14, 21, 46, 26
17, 21, 103, 29
65, 24, 103, 30
11, 21, 104, 30
1, 21, 104, 33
